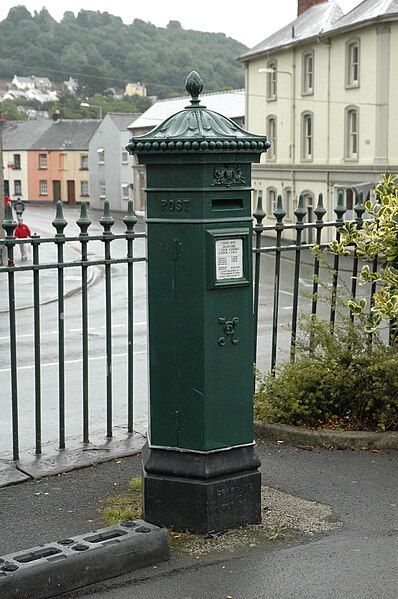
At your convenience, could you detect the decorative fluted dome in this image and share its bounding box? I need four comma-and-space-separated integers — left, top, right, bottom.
126, 71, 270, 154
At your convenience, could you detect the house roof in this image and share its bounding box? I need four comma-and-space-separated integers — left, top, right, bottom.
327, 0, 398, 33
239, 0, 398, 61
3, 120, 51, 150
14, 76, 33, 84
129, 89, 245, 131
33, 119, 100, 150
238, 1, 343, 60
107, 112, 141, 131
3, 119, 100, 151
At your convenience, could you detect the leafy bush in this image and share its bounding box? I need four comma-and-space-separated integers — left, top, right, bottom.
330, 172, 398, 337
254, 318, 398, 431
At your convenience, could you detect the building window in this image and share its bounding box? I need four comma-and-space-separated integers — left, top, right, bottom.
302, 50, 314, 95
39, 153, 47, 169
97, 148, 105, 164
13, 154, 21, 170
266, 60, 277, 100
284, 188, 292, 220
301, 112, 313, 160
99, 181, 106, 199
121, 150, 129, 164
267, 187, 277, 217
80, 180, 89, 196
39, 180, 48, 196
121, 183, 130, 200
345, 106, 359, 159
80, 155, 88, 170
346, 39, 360, 87
14, 180, 22, 195
266, 116, 277, 160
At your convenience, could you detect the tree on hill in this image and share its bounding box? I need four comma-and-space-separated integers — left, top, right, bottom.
0, 6, 247, 98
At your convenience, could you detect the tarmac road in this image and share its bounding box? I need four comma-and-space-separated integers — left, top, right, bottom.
46, 442, 397, 599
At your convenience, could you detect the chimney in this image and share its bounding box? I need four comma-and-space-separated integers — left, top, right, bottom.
298, 0, 326, 15
52, 110, 61, 122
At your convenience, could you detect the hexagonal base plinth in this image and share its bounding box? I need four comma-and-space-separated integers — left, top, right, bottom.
142, 444, 261, 534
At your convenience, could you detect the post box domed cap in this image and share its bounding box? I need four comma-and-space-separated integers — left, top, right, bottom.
126, 71, 270, 154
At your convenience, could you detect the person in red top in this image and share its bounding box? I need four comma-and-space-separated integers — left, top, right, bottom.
3, 194, 11, 212
14, 219, 31, 261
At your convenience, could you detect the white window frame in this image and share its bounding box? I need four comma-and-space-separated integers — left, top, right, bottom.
301, 112, 313, 161
80, 154, 89, 170
346, 38, 360, 88
97, 148, 105, 164
267, 187, 277, 218
283, 187, 292, 221
345, 106, 359, 160
14, 180, 22, 196
266, 59, 277, 101
121, 183, 130, 200
39, 180, 48, 196
13, 154, 21, 170
80, 180, 89, 197
266, 115, 277, 161
39, 153, 47, 169
302, 49, 314, 95
99, 181, 106, 199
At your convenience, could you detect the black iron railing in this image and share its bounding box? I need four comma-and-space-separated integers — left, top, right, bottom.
252, 191, 375, 372
0, 192, 378, 461
0, 200, 145, 461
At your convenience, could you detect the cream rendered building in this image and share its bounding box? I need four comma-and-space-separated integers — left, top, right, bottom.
239, 0, 398, 238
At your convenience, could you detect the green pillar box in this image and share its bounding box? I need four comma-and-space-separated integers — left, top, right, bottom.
127, 72, 269, 534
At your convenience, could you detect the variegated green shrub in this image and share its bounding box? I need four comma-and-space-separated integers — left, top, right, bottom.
330, 172, 398, 336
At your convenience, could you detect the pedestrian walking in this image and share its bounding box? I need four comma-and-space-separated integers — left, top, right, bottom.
13, 197, 25, 221
14, 218, 31, 261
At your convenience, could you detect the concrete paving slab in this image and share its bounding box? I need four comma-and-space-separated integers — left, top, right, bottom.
17, 432, 146, 480
0, 461, 30, 487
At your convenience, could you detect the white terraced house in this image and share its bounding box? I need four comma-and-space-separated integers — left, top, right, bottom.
239, 0, 398, 238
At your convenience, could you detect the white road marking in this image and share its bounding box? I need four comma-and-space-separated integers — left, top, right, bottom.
0, 350, 147, 373
0, 322, 147, 341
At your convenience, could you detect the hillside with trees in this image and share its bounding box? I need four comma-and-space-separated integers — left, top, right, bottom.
0, 6, 247, 98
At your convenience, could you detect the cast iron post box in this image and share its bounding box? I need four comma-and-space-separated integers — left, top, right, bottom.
127, 72, 269, 533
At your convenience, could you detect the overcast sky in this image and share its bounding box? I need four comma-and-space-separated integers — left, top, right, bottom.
0, 1, 363, 47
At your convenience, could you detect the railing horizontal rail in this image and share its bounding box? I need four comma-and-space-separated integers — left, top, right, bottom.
0, 257, 146, 274
0, 232, 146, 246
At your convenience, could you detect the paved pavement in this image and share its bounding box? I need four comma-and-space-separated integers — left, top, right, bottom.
0, 442, 397, 599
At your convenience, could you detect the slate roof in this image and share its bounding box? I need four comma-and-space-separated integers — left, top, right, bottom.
3, 120, 51, 150
327, 0, 398, 33
3, 119, 100, 151
239, 1, 343, 60
107, 113, 141, 131
129, 89, 245, 131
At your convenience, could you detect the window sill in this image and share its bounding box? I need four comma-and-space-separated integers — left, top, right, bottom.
38, 167, 48, 170
343, 156, 359, 162
266, 97, 277, 103
300, 157, 313, 163
80, 194, 89, 197
79, 168, 89, 171
301, 90, 314, 96
345, 83, 360, 90
98, 162, 105, 165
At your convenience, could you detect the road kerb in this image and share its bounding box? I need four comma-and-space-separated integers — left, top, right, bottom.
254, 421, 398, 450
